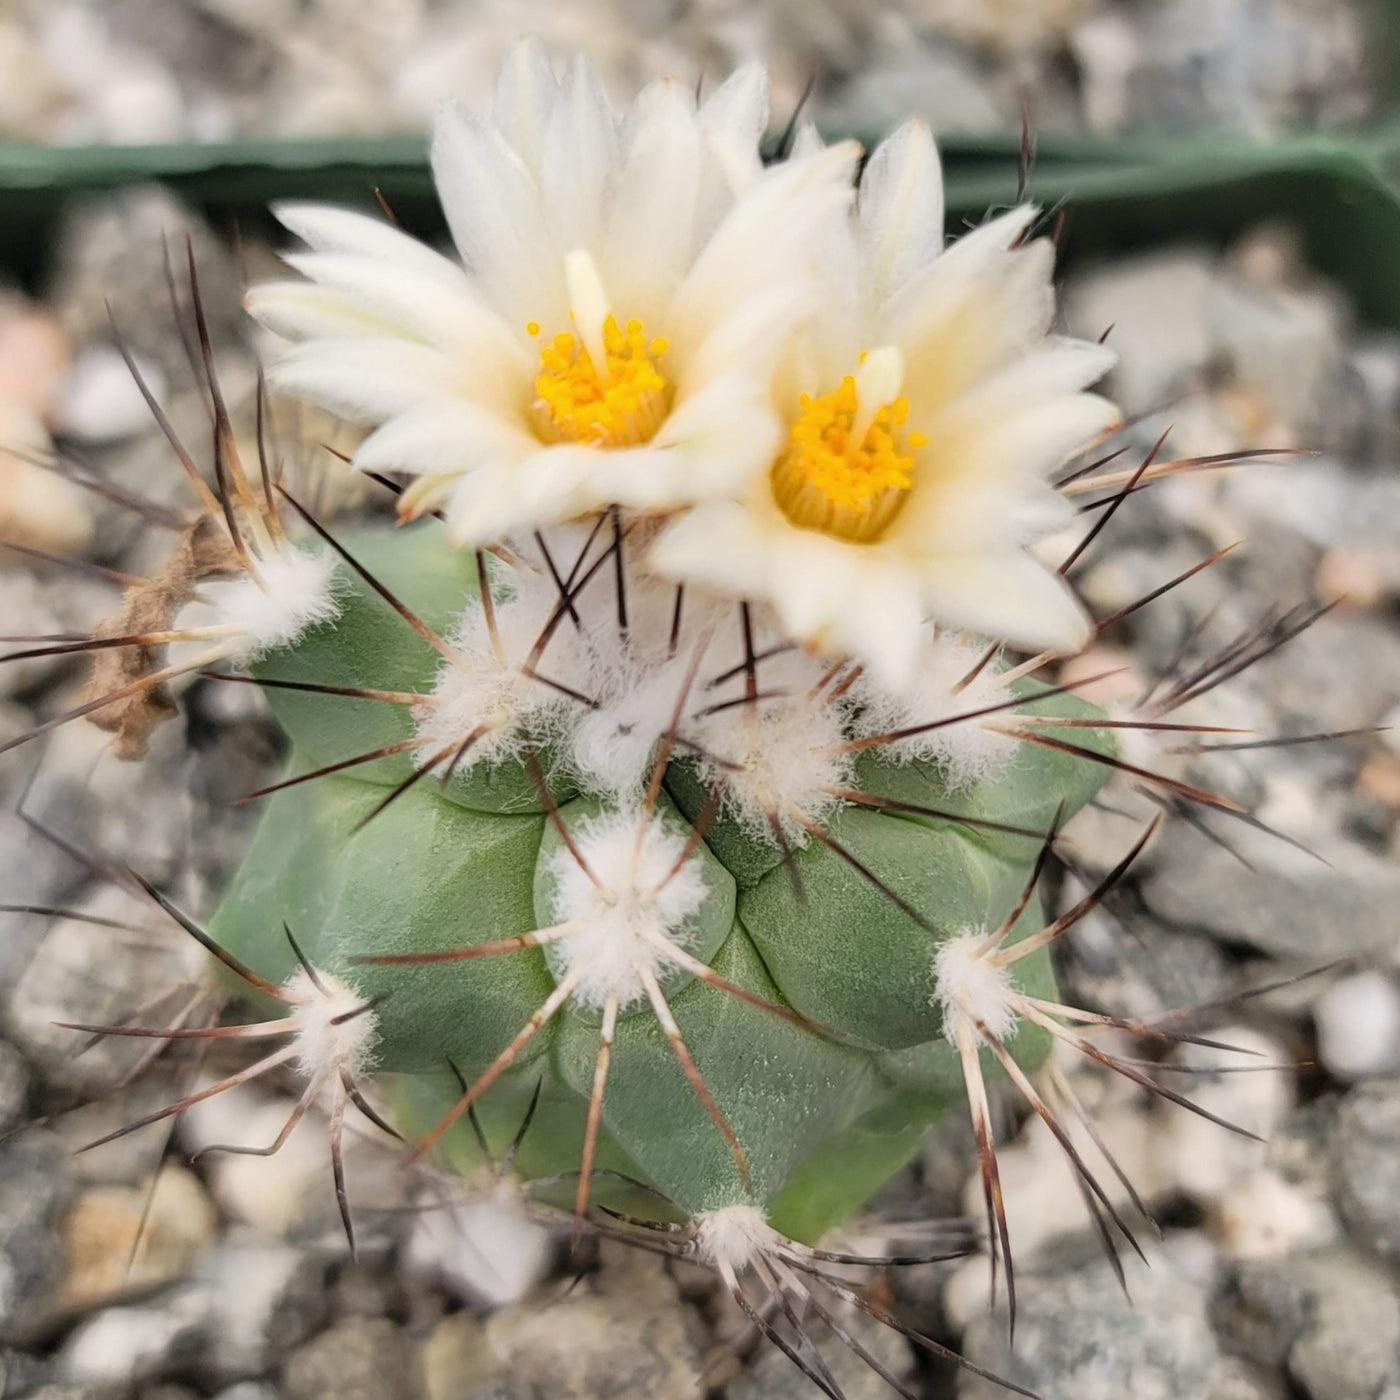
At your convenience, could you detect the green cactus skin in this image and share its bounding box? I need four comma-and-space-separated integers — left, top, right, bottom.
209, 518, 1113, 1241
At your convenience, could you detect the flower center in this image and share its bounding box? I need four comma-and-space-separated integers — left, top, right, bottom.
530, 250, 672, 449
770, 346, 926, 544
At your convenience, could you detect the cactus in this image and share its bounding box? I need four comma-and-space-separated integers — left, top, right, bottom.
22, 40, 1330, 1396
201, 514, 1114, 1246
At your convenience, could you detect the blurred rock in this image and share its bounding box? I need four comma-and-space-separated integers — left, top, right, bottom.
57, 345, 169, 443
957, 1244, 1219, 1399
0, 296, 71, 421
1215, 1169, 1337, 1261
484, 1243, 703, 1400
1091, 0, 1369, 136
47, 186, 248, 391
0, 1041, 28, 1136
57, 1287, 207, 1390
1065, 249, 1216, 415
1285, 1249, 1400, 1400
1157, 1027, 1292, 1205
283, 1316, 418, 1400
59, 1164, 218, 1312
0, 1131, 75, 1343
728, 1306, 914, 1400
1141, 839, 1400, 960
821, 21, 1004, 133
907, 0, 1100, 52
194, 1239, 327, 1383
420, 1311, 501, 1400
4, 882, 208, 1097
405, 1182, 555, 1311
179, 1080, 407, 1251
1333, 1078, 1400, 1263
1315, 972, 1400, 1081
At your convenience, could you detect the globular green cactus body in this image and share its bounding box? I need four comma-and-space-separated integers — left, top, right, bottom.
210, 521, 1113, 1239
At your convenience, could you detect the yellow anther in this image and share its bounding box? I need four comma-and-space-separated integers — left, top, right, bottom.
770, 351, 921, 543
526, 320, 540, 336
531, 313, 673, 448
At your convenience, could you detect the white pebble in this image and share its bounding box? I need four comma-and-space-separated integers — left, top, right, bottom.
405, 1182, 554, 1309
1315, 971, 1400, 1080
56, 345, 166, 442
1215, 1169, 1337, 1259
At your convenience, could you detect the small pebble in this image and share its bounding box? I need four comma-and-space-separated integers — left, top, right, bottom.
1315, 971, 1400, 1080
55, 344, 167, 442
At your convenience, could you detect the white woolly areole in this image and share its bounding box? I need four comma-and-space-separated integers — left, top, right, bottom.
846, 631, 1017, 790
932, 931, 1019, 1045
693, 688, 852, 845
202, 545, 340, 664
283, 967, 379, 1081
416, 560, 587, 770
546, 808, 708, 1009
569, 654, 693, 798
694, 1205, 777, 1270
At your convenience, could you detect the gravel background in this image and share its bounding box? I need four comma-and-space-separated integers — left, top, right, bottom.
2, 3, 1400, 1398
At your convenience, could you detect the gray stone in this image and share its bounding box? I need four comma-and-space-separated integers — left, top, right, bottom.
1054, 895, 1235, 1023
1209, 1356, 1284, 1400
822, 40, 1003, 136
1286, 1250, 1400, 1400
196, 1241, 327, 1384
484, 1243, 703, 1400
1064, 250, 1217, 415
283, 1317, 416, 1400
1106, 0, 1368, 136
20, 1388, 107, 1400
728, 1307, 913, 1400
958, 1248, 1218, 1399
0, 1346, 53, 1396
57, 1287, 208, 1389
214, 1384, 283, 1400
5, 882, 206, 1097
1214, 1257, 1317, 1368
0, 569, 69, 701
0, 1040, 30, 1135
47, 186, 248, 391
1141, 839, 1400, 960
1334, 1079, 1400, 1262
0, 1130, 76, 1343
1315, 972, 1400, 1081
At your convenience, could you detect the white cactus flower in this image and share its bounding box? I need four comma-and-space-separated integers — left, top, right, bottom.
248, 40, 859, 547
649, 120, 1121, 691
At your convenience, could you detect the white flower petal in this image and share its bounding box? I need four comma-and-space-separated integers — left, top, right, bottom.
432, 102, 566, 328
649, 499, 775, 600
667, 141, 860, 368
266, 339, 460, 423
542, 55, 617, 255
695, 64, 769, 236
900, 393, 1119, 551
678, 284, 814, 397
246, 282, 405, 342
859, 119, 944, 309
272, 203, 464, 290
492, 36, 558, 179
894, 235, 1058, 420
603, 79, 702, 327
916, 550, 1092, 655
281, 251, 529, 376
699, 63, 769, 165
649, 375, 783, 491
352, 400, 536, 476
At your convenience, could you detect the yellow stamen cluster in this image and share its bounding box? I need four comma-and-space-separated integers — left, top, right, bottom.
531, 316, 672, 448
770, 375, 926, 543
